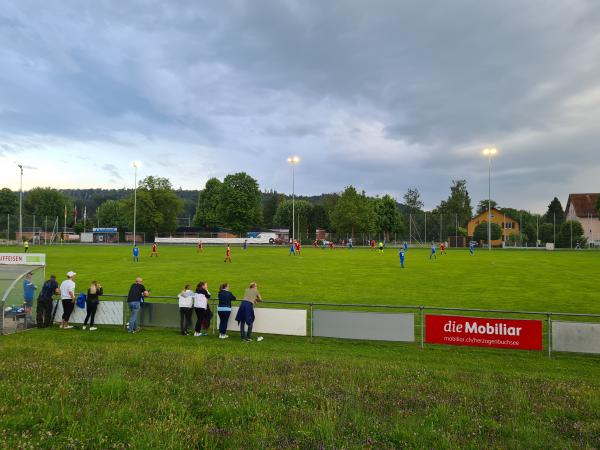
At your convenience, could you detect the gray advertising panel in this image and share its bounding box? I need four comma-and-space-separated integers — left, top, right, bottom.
552, 321, 600, 355
139, 302, 181, 328
313, 310, 414, 342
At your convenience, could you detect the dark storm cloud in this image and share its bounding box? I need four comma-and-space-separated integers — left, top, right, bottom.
100, 164, 122, 181
1, 0, 599, 210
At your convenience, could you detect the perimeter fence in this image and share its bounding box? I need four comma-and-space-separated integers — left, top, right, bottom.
78, 294, 600, 358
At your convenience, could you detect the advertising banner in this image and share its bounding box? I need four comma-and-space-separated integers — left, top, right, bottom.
313, 310, 414, 342
552, 321, 600, 355
0, 253, 46, 266
222, 307, 306, 336
426, 314, 543, 350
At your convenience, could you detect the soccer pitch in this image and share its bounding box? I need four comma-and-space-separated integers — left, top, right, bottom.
4, 244, 599, 313
1, 245, 599, 448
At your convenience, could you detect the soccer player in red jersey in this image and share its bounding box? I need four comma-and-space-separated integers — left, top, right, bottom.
150, 242, 158, 257
197, 240, 203, 253
224, 244, 232, 263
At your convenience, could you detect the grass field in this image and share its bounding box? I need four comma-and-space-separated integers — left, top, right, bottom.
2, 244, 600, 313
1, 245, 600, 448
1, 328, 599, 448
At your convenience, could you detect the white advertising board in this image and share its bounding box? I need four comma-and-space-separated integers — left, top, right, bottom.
552, 321, 600, 355
220, 306, 306, 336
53, 300, 124, 325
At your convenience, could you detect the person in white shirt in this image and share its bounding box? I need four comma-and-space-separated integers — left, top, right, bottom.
178, 284, 194, 336
60, 271, 76, 329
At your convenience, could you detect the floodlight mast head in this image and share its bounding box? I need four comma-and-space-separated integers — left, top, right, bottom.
482, 147, 497, 156
131, 160, 142, 169
287, 156, 300, 164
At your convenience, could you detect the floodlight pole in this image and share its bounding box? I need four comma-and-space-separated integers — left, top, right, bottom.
482, 148, 497, 251
287, 156, 300, 243
487, 153, 491, 251
292, 163, 295, 243
133, 163, 138, 246
18, 164, 23, 242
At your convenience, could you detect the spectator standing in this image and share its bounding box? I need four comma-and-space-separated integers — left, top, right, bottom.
83, 281, 103, 331
37, 275, 59, 328
22, 272, 36, 323
126, 277, 149, 333
235, 282, 261, 342
217, 283, 236, 339
178, 284, 194, 335
60, 271, 77, 329
193, 282, 211, 336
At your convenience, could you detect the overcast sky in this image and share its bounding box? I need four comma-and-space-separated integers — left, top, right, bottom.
1, 1, 599, 212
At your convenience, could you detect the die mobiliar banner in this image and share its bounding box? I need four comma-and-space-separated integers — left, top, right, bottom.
425, 315, 543, 351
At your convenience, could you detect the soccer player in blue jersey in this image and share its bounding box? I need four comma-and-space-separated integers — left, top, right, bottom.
430, 242, 436, 260
399, 248, 405, 268
469, 241, 476, 256
403, 241, 408, 252
289, 240, 295, 256
132, 245, 139, 262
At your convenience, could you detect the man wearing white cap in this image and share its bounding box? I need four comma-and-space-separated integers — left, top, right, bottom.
60, 271, 76, 329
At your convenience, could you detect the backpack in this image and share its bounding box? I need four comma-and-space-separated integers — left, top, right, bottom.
76, 293, 87, 309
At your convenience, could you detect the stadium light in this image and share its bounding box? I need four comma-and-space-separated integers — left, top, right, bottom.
18, 164, 23, 243
481, 148, 498, 251
131, 161, 141, 246
287, 156, 300, 243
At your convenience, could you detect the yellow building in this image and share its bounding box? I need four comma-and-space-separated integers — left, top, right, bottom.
467, 208, 520, 246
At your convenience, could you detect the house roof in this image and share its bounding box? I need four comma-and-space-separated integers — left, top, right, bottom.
565, 193, 599, 218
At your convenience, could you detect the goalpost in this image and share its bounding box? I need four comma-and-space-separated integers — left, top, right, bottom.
0, 253, 46, 335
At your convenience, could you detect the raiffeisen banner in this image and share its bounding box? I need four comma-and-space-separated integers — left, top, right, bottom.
426, 314, 543, 351
0, 253, 46, 266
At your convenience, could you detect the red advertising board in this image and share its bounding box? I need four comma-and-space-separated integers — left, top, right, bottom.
426, 315, 543, 351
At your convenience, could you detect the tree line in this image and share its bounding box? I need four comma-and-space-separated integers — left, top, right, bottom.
0, 175, 596, 246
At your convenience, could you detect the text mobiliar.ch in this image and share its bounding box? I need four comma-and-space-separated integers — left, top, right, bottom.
444, 319, 524, 336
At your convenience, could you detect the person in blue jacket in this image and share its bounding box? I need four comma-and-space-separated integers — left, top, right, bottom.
22, 272, 36, 322
217, 283, 237, 339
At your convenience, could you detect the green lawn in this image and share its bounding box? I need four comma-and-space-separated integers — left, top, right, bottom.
1, 328, 599, 448
3, 244, 599, 313
1, 245, 599, 448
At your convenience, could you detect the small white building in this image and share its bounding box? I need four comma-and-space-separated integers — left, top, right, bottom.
565, 193, 600, 247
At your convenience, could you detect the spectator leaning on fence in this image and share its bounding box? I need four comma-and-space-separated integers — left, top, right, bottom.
83, 281, 103, 331
37, 275, 59, 328
193, 282, 211, 337
217, 283, 237, 339
127, 277, 149, 333
235, 282, 261, 342
178, 284, 194, 336
60, 271, 76, 329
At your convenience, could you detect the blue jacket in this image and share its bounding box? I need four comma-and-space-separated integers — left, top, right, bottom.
23, 279, 36, 301
218, 289, 236, 308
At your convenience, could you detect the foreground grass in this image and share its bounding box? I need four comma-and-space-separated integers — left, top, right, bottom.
4, 245, 600, 314
1, 327, 599, 448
